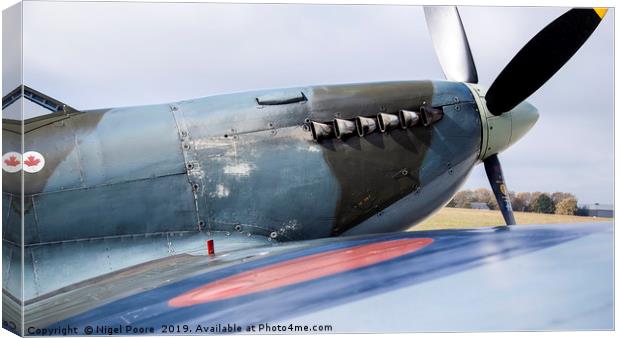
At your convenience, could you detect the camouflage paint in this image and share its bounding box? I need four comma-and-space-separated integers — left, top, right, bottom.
2, 80, 482, 300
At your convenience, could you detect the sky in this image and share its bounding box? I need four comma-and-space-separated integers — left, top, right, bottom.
2, 2, 614, 205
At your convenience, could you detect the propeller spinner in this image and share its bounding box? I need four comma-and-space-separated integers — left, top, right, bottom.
424, 6, 607, 226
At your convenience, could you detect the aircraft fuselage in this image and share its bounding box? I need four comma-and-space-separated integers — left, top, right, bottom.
4, 80, 482, 243
3, 80, 483, 298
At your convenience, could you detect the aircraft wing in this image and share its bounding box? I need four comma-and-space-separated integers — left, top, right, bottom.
15, 222, 613, 334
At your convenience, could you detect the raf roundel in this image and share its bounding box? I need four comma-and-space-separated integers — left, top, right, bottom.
2, 152, 22, 173
22, 151, 45, 173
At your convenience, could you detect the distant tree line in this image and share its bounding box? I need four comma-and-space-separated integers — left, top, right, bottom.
447, 189, 579, 215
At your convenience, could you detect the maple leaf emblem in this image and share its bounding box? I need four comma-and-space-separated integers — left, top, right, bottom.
4, 156, 20, 167
24, 155, 41, 167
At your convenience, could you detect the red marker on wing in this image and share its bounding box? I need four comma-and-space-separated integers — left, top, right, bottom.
169, 238, 433, 307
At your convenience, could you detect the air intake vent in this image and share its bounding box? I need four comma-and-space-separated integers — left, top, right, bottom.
256, 92, 307, 105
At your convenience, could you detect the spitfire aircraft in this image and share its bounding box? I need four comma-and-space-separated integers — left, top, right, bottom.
1, 5, 612, 334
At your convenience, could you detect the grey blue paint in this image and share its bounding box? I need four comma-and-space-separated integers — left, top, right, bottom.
3, 80, 482, 300
28, 222, 613, 333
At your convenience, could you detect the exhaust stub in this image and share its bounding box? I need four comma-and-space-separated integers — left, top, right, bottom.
310, 121, 335, 141
398, 110, 420, 129
421, 106, 444, 126
377, 113, 400, 132
333, 119, 357, 139
355, 116, 378, 137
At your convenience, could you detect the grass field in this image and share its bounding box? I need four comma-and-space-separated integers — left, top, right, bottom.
411, 207, 612, 231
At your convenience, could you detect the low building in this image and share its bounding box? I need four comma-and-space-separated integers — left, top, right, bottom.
469, 202, 490, 210
579, 204, 614, 218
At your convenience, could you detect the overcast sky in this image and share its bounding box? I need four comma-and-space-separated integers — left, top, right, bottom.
3, 2, 614, 204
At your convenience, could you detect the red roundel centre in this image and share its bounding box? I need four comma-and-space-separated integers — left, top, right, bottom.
168, 237, 433, 307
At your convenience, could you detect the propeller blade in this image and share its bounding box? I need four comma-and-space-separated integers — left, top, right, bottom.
486, 8, 608, 115
424, 6, 478, 83
484, 154, 516, 225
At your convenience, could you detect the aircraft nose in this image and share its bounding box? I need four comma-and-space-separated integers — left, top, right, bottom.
508, 100, 539, 147
479, 96, 538, 161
